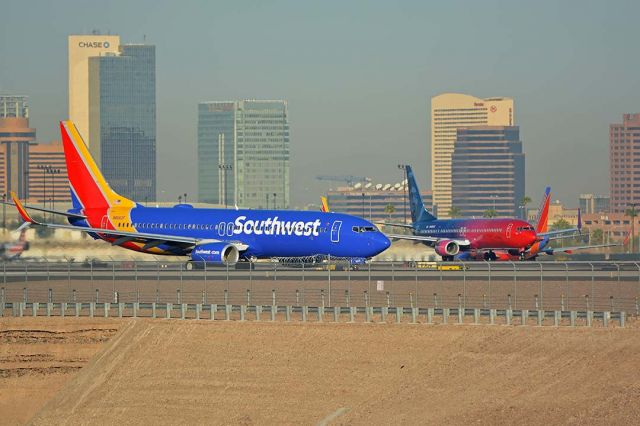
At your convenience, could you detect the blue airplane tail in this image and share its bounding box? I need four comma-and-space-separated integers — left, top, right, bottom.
405, 165, 437, 225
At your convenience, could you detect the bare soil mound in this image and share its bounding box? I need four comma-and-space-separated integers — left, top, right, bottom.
25, 319, 640, 425
0, 318, 122, 425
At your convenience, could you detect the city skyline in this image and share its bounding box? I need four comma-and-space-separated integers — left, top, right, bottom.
1, 1, 639, 208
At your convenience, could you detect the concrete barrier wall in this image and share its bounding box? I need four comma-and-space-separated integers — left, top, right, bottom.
0, 301, 626, 327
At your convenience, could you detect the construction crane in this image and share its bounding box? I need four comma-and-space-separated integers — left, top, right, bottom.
316, 175, 371, 186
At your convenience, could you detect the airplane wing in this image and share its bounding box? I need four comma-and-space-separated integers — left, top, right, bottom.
541, 243, 620, 255
377, 222, 415, 229
1, 199, 86, 220
11, 192, 248, 252
386, 233, 471, 246
537, 228, 579, 238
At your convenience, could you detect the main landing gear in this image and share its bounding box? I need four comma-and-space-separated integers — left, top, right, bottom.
483, 251, 497, 261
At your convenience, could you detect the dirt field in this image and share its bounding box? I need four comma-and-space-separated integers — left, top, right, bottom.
1, 318, 639, 425
0, 318, 122, 425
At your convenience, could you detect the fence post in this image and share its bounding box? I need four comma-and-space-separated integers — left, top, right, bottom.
488, 262, 492, 308
272, 289, 276, 306
540, 263, 544, 310
610, 295, 615, 312
511, 261, 517, 309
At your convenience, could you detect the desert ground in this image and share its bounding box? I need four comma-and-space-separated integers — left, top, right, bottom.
1, 318, 639, 425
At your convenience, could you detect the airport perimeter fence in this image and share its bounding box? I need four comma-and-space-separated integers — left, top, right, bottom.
1, 260, 640, 315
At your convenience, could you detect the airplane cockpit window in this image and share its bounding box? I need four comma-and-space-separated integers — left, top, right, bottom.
352, 226, 378, 233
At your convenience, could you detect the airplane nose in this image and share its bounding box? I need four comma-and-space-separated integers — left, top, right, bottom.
371, 233, 391, 255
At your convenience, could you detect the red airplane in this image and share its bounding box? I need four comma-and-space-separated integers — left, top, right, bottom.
0, 229, 29, 260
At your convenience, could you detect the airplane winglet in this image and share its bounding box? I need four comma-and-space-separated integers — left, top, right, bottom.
11, 191, 38, 224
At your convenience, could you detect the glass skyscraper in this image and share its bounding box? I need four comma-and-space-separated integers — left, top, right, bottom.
88, 44, 156, 201
451, 126, 525, 218
198, 100, 290, 209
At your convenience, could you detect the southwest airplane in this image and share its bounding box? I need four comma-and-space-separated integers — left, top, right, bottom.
449, 187, 594, 260
387, 165, 545, 261
10, 121, 390, 265
0, 229, 29, 260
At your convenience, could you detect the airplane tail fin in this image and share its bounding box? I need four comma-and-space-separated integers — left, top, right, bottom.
320, 196, 330, 213
405, 165, 437, 225
534, 186, 551, 234
59, 121, 134, 210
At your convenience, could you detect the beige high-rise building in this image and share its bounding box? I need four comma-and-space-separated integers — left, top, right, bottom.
68, 34, 120, 150
431, 93, 514, 217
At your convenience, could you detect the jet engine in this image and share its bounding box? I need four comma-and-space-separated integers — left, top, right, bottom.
434, 240, 460, 257
190, 242, 240, 264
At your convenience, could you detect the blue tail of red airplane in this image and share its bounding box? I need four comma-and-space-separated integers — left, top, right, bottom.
405, 165, 437, 225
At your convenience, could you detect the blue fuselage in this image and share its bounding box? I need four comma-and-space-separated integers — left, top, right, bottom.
72, 205, 391, 259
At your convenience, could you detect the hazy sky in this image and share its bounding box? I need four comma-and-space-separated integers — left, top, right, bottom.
1, 0, 639, 208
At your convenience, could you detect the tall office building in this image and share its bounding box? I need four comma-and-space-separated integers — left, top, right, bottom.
451, 126, 524, 218
198, 100, 290, 209
610, 113, 640, 213
87, 43, 156, 201
68, 34, 120, 144
579, 194, 610, 214
0, 95, 35, 199
431, 93, 514, 217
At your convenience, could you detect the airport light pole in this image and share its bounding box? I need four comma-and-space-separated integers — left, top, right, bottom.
2, 193, 6, 233
627, 203, 638, 253
397, 164, 407, 224
218, 164, 232, 208
37, 164, 49, 218
490, 194, 498, 216
45, 167, 60, 212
